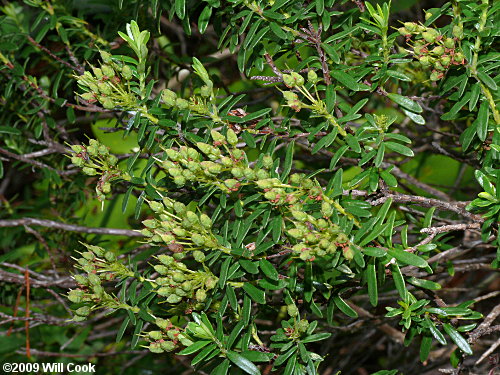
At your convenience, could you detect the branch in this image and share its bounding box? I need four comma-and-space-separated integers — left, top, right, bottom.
0, 217, 143, 237
370, 193, 483, 222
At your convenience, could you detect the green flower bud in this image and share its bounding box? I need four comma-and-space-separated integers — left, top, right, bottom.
155, 318, 171, 330
148, 201, 164, 213
157, 287, 172, 297
430, 71, 440, 81
452, 25, 463, 39
398, 27, 408, 36
224, 179, 239, 189
172, 272, 185, 283
434, 61, 445, 71
176, 98, 189, 110
195, 289, 207, 302
243, 168, 255, 180
107, 154, 118, 165
68, 289, 85, 303
181, 281, 193, 292
425, 12, 432, 21
82, 167, 97, 176
75, 306, 91, 317
305, 233, 318, 243
167, 294, 182, 304
211, 130, 226, 144
307, 70, 318, 83
291, 72, 304, 86
161, 89, 177, 106
205, 277, 218, 289
297, 319, 309, 333
101, 65, 115, 78
173, 176, 186, 186
80, 92, 95, 101
291, 211, 308, 222
101, 182, 111, 194
287, 304, 299, 317
231, 167, 244, 178
74, 275, 88, 285
321, 201, 333, 217
422, 30, 437, 43
283, 91, 298, 101
82, 251, 94, 261
149, 331, 164, 341
154, 265, 169, 275
100, 51, 112, 63
101, 97, 115, 109
283, 74, 295, 88
453, 52, 465, 63
440, 56, 451, 66
160, 340, 176, 352
221, 156, 233, 167
191, 233, 205, 246
231, 149, 244, 159
262, 155, 273, 169
148, 342, 164, 353
193, 251, 205, 262
92, 67, 103, 80
200, 85, 211, 98
403, 22, 417, 32
288, 228, 304, 239
256, 178, 280, 189
93, 285, 105, 297
121, 65, 133, 80
227, 128, 238, 146
256, 169, 270, 180
419, 55, 432, 67
200, 214, 212, 229
104, 251, 116, 262
443, 38, 454, 49
432, 46, 445, 56
187, 148, 199, 160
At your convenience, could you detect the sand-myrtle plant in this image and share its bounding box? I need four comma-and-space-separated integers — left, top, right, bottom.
60, 2, 499, 374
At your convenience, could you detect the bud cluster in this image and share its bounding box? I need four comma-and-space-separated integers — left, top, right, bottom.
145, 317, 193, 353
68, 243, 136, 321
76, 51, 138, 110
70, 139, 129, 201
161, 86, 222, 123
151, 254, 218, 305
398, 22, 466, 81
156, 129, 276, 194
141, 198, 220, 255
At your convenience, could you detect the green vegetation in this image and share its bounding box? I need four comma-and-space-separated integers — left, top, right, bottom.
0, 0, 498, 374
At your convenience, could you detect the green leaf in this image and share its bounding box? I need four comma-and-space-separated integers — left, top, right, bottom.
331, 71, 369, 91
178, 340, 211, 355
281, 140, 294, 181
333, 295, 358, 318
312, 129, 338, 154
329, 145, 348, 169
259, 259, 279, 281
442, 323, 473, 355
384, 141, 414, 157
316, 0, 324, 15
420, 335, 432, 362
403, 109, 426, 125
0, 126, 22, 135
175, 0, 186, 19
191, 343, 216, 366
270, 22, 287, 39
219, 257, 232, 288
475, 101, 489, 142
227, 351, 261, 375
477, 70, 497, 90
366, 260, 378, 306
212, 359, 230, 375
227, 321, 245, 348
386, 70, 411, 82
407, 277, 441, 290
301, 332, 331, 343
425, 316, 446, 345
198, 6, 212, 34
387, 93, 423, 113
374, 144, 385, 167
116, 317, 130, 343
243, 283, 266, 304
390, 263, 407, 301
387, 248, 428, 268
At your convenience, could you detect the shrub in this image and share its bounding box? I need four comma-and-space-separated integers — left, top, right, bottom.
0, 0, 498, 374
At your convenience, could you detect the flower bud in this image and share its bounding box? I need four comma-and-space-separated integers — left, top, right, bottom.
403, 22, 417, 32
419, 56, 432, 67
287, 304, 299, 317
262, 155, 273, 169
226, 128, 238, 146
104, 251, 116, 262
430, 71, 440, 81
321, 201, 333, 217
307, 70, 318, 83
282, 74, 295, 88
82, 167, 97, 176
92, 67, 103, 80
425, 12, 432, 21
288, 228, 304, 239
291, 211, 308, 222
162, 89, 177, 106
221, 156, 233, 167
211, 130, 226, 144
71, 156, 84, 167
167, 294, 182, 304
75, 306, 90, 317
291, 72, 304, 86
149, 331, 164, 341
422, 30, 438, 43
297, 319, 309, 333
196, 289, 207, 302
231, 167, 244, 178
148, 342, 164, 353
157, 287, 172, 297
199, 214, 212, 229
283, 91, 298, 101
453, 52, 465, 63
452, 25, 463, 39
398, 27, 408, 36
224, 179, 239, 189
440, 56, 451, 66
121, 65, 133, 80
101, 182, 111, 194
191, 233, 205, 246
74, 274, 88, 285
172, 272, 185, 283
68, 289, 85, 303
154, 265, 169, 275
101, 97, 115, 109
100, 51, 112, 63
200, 85, 211, 98
205, 277, 218, 289
101, 65, 115, 78
432, 46, 444, 56
80, 92, 95, 101
443, 38, 454, 49
160, 340, 176, 351
176, 98, 189, 110
193, 251, 205, 262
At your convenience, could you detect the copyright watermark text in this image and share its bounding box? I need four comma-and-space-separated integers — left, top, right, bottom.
3, 362, 96, 373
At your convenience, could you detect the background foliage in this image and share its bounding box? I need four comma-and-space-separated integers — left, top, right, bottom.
0, 0, 498, 374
